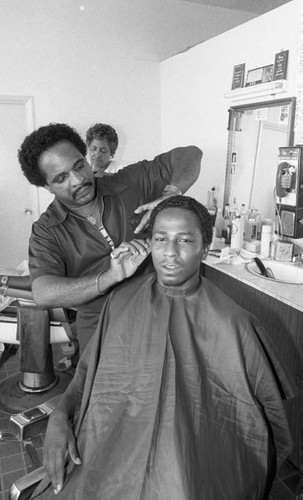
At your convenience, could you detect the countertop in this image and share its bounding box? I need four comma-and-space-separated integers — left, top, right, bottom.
204, 255, 303, 313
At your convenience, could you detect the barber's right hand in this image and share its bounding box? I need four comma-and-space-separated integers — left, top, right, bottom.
43, 411, 81, 495
110, 238, 150, 282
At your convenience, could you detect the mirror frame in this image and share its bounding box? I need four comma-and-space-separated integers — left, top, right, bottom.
223, 97, 296, 210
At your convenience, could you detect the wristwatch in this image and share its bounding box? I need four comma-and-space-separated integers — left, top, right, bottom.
0, 275, 9, 296
1, 275, 8, 286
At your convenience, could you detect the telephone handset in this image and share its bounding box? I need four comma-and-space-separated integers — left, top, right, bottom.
276, 161, 296, 198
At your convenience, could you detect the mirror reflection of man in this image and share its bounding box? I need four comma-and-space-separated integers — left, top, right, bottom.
18, 123, 202, 352
32, 196, 293, 500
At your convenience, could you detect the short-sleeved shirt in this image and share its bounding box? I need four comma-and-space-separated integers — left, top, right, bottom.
29, 148, 191, 344
93, 159, 126, 176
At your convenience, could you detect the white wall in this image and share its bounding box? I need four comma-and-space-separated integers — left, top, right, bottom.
1, 0, 300, 215
0, 0, 161, 212
160, 0, 301, 209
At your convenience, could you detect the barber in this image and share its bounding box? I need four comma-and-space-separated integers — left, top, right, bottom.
18, 123, 202, 349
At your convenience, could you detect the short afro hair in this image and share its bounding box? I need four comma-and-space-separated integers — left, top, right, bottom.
148, 195, 213, 247
18, 123, 87, 187
86, 123, 119, 156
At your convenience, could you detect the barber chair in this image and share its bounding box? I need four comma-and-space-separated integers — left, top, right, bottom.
0, 273, 77, 498
1, 396, 58, 500
1, 394, 59, 500
0, 274, 77, 413
10, 466, 46, 500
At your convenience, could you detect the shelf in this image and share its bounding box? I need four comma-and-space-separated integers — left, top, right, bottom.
224, 79, 288, 102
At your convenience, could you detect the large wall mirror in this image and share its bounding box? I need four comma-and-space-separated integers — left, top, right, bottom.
223, 97, 296, 221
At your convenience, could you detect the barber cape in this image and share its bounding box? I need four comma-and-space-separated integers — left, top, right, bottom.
32, 274, 294, 500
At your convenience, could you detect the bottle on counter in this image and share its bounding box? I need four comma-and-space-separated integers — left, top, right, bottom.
228, 197, 238, 220
248, 209, 262, 240
246, 217, 257, 241
207, 187, 215, 208
213, 207, 224, 239
255, 212, 262, 240
240, 204, 249, 241
207, 186, 217, 227
222, 203, 232, 245
230, 215, 243, 251
260, 224, 273, 258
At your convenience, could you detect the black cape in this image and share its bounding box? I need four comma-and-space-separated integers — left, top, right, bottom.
32, 274, 294, 500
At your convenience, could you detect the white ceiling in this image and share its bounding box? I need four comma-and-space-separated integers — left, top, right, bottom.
77, 0, 292, 61
3, 0, 293, 62
160, 0, 293, 60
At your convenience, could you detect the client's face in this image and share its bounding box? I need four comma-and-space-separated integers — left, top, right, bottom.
151, 207, 206, 291
88, 138, 112, 173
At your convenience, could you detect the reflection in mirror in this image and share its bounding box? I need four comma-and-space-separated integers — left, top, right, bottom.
224, 98, 296, 221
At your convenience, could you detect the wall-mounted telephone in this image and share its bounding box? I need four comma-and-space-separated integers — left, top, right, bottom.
276, 161, 296, 198
276, 147, 303, 238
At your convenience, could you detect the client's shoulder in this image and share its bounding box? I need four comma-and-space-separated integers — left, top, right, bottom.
201, 277, 254, 321
110, 273, 156, 302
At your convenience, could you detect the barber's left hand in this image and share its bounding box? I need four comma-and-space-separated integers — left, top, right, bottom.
110, 239, 151, 281
133, 193, 175, 234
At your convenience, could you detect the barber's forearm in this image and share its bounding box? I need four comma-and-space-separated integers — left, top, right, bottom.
31, 269, 120, 309
169, 146, 202, 193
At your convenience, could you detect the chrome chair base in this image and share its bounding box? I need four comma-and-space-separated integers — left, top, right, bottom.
0, 370, 73, 413
19, 373, 59, 393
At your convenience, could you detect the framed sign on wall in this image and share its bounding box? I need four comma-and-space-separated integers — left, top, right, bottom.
231, 63, 245, 90
245, 64, 274, 87
273, 50, 289, 81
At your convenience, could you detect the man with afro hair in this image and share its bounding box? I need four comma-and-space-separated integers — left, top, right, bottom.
18, 123, 202, 353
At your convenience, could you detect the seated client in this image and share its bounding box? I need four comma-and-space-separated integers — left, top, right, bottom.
32, 196, 293, 500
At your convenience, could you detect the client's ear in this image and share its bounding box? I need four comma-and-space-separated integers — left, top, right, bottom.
201, 245, 209, 261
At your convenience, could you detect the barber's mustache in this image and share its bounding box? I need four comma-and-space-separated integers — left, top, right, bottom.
72, 181, 93, 199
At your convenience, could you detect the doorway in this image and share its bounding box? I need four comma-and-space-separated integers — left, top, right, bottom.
0, 96, 38, 269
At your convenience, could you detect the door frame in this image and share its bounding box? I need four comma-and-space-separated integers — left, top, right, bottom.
0, 95, 39, 220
